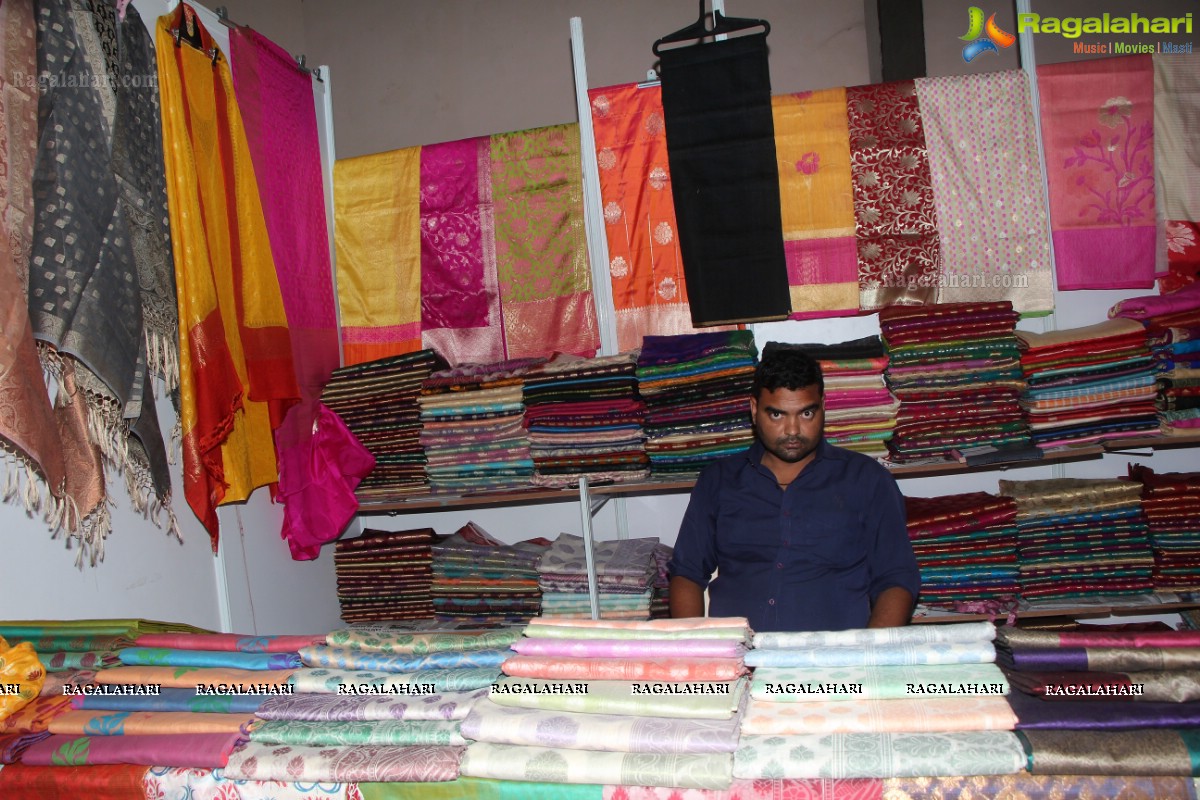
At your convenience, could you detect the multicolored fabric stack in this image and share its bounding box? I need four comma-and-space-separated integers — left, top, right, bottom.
537, 533, 665, 620
905, 492, 1020, 609
418, 357, 544, 494
226, 625, 520, 782
997, 623, 1200, 777
736, 622, 1024, 779
1016, 318, 1160, 449
880, 301, 1030, 462
1109, 283, 1200, 436
636, 331, 758, 478
432, 523, 546, 623
321, 350, 445, 501
788, 337, 898, 459
21, 629, 315, 772
464, 616, 749, 789
1128, 465, 1200, 593
999, 478, 1155, 603
333, 528, 435, 623
522, 352, 649, 488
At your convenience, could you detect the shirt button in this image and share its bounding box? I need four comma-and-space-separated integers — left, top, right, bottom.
768, 598, 776, 605
776, 563, 783, 569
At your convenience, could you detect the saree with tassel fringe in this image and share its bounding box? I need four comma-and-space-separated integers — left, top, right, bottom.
24, 0, 178, 563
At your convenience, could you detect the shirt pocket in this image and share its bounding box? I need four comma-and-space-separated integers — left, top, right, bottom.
794, 509, 865, 569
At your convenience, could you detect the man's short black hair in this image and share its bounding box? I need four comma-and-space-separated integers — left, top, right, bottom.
753, 343, 824, 399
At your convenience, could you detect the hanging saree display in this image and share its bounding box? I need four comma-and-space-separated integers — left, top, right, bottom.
29, 0, 178, 563
1037, 54, 1156, 290
229, 25, 369, 560
657, 32, 791, 326
156, 4, 298, 547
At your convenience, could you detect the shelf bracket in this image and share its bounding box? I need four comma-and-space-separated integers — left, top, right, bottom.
589, 494, 610, 516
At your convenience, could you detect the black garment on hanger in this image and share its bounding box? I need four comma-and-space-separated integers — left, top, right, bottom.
658, 31, 791, 327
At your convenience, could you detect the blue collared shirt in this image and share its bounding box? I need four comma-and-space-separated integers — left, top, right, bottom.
668, 439, 920, 632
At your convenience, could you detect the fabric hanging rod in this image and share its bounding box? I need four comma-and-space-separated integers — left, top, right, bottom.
213, 5, 323, 82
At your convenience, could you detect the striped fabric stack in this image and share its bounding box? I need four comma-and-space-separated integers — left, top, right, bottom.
788, 337, 898, 459
418, 357, 544, 494
636, 331, 758, 478
735, 622, 1023, 780
462, 616, 749, 789
904, 492, 1020, 609
1016, 319, 1159, 449
522, 352, 649, 488
321, 350, 445, 501
334, 528, 435, 623
1000, 478, 1155, 603
880, 302, 1030, 462
1129, 465, 1200, 593
536, 533, 663, 620
431, 524, 546, 623
1109, 283, 1200, 435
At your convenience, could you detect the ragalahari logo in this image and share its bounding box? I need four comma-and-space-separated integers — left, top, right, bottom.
960, 6, 1016, 62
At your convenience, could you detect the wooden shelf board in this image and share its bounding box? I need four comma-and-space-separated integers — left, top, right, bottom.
913, 598, 1200, 624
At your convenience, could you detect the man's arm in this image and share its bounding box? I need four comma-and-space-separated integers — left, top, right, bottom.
867, 586, 914, 628
669, 575, 706, 619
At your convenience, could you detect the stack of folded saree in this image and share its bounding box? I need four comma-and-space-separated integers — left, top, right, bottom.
432, 525, 546, 622
735, 622, 1025, 779
537, 533, 663, 620
418, 357, 545, 494
880, 302, 1030, 462
334, 528, 436, 623
905, 492, 1020, 609
1000, 478, 1155, 602
221, 625, 519, 783
789, 337, 897, 459
522, 352, 649, 488
1016, 319, 1160, 448
636, 331, 758, 477
19, 630, 313, 772
1110, 285, 1200, 435
463, 616, 749, 789
321, 350, 446, 500
998, 623, 1200, 777
1128, 465, 1200, 593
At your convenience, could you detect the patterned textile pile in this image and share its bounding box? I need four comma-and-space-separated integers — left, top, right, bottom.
431, 523, 547, 623
636, 331, 758, 478
1016, 319, 1159, 449
463, 616, 750, 788
880, 301, 1030, 462
226, 624, 519, 782
522, 352, 649, 488
788, 337, 897, 459
321, 350, 445, 501
333, 528, 435, 623
905, 492, 1020, 609
536, 533, 667, 620
1128, 466, 1200, 593
998, 623, 1200, 777
1110, 283, 1200, 436
3, 628, 323, 772
1000, 478, 1154, 603
736, 622, 1024, 779
418, 357, 544, 494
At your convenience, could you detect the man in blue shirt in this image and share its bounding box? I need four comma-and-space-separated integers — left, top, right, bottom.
668, 346, 920, 632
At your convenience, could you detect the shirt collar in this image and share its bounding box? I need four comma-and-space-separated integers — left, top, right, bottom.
743, 437, 842, 471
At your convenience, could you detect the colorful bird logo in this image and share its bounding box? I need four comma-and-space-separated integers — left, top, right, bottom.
960, 6, 1016, 62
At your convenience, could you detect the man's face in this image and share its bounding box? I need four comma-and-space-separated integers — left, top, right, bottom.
750, 384, 824, 467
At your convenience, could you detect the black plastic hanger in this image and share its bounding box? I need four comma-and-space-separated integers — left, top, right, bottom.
652, 1, 770, 55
